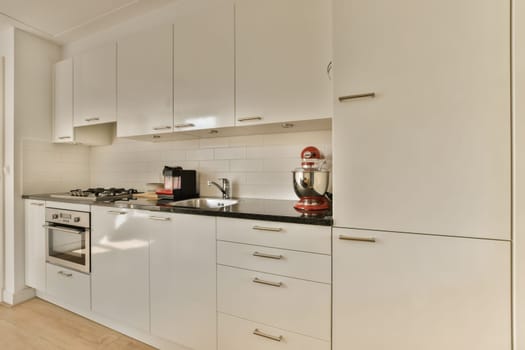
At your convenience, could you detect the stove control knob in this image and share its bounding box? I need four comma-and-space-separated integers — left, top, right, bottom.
52, 214, 59, 220
74, 217, 81, 223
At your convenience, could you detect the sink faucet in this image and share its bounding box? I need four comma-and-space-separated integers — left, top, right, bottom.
208, 178, 231, 199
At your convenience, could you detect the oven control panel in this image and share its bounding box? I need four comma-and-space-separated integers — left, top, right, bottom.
45, 208, 90, 228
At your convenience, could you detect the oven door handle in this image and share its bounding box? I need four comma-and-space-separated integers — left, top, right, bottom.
42, 225, 84, 235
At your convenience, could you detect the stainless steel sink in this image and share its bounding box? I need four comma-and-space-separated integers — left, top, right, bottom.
168, 198, 239, 209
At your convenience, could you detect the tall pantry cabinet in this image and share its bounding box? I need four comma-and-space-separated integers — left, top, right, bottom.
332, 0, 512, 349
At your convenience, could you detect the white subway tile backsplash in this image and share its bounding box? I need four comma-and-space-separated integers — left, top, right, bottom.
186, 149, 214, 161
229, 159, 263, 172
199, 160, 229, 173
86, 130, 332, 199
214, 147, 246, 160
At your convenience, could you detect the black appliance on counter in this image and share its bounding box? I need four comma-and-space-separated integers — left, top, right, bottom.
156, 166, 198, 200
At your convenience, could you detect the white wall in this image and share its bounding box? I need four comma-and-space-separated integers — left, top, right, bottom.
90, 131, 332, 199
1, 29, 90, 304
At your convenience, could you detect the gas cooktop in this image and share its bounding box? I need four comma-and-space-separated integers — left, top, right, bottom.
50, 188, 139, 202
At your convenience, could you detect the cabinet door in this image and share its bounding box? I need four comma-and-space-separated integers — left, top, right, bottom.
150, 213, 216, 350
173, 0, 234, 131
24, 200, 46, 290
332, 228, 511, 350
332, 0, 511, 239
117, 24, 173, 137
74, 42, 116, 126
53, 59, 74, 143
91, 207, 149, 332
235, 0, 332, 126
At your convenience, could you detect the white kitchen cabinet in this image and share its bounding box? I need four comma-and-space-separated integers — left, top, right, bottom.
91, 207, 150, 332
46, 263, 91, 311
235, 0, 332, 126
332, 0, 511, 239
332, 228, 511, 350
218, 265, 331, 341
172, 0, 234, 132
117, 24, 173, 137
217, 217, 331, 254
24, 199, 46, 290
74, 42, 116, 126
53, 58, 74, 143
150, 213, 216, 350
218, 313, 330, 350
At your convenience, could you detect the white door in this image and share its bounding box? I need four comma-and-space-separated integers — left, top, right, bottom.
74, 42, 117, 126
91, 207, 149, 331
172, 0, 234, 132
332, 228, 511, 350
235, 0, 332, 126
150, 213, 216, 350
53, 59, 74, 143
117, 24, 173, 137
24, 200, 46, 290
332, 0, 511, 239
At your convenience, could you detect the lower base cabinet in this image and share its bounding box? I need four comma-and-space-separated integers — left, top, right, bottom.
150, 213, 216, 350
218, 313, 330, 350
333, 228, 511, 350
46, 264, 91, 311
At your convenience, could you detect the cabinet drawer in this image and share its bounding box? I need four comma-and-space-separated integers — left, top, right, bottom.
46, 264, 90, 311
218, 265, 330, 341
217, 217, 330, 254
218, 313, 330, 350
217, 241, 331, 283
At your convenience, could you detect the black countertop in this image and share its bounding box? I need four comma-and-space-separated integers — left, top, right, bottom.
22, 194, 333, 226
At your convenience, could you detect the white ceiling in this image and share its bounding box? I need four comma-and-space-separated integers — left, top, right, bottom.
0, 0, 177, 43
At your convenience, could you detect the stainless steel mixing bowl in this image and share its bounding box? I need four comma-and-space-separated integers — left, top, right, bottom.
292, 169, 330, 198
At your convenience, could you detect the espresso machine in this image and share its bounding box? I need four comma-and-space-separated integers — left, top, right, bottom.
156, 166, 198, 200
292, 146, 330, 211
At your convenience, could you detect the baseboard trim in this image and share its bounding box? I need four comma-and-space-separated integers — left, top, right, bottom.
2, 287, 36, 305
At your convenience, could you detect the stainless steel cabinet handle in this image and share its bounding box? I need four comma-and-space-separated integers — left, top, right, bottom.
84, 117, 100, 122
58, 136, 71, 140
42, 225, 83, 235
152, 126, 172, 131
253, 251, 283, 260
30, 202, 44, 206
148, 216, 171, 221
107, 210, 127, 215
253, 329, 283, 342
174, 123, 195, 128
252, 225, 283, 232
338, 234, 376, 243
338, 92, 376, 102
238, 116, 262, 122
58, 271, 73, 277
253, 277, 282, 288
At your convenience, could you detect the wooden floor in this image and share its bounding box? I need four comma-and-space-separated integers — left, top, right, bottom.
0, 298, 155, 350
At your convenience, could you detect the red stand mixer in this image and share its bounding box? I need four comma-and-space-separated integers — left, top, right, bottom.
292, 146, 330, 211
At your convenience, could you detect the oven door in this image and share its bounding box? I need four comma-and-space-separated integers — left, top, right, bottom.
44, 223, 90, 274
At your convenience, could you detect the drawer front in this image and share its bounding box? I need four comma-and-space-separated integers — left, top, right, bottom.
218, 313, 330, 350
217, 241, 331, 283
217, 265, 331, 341
46, 263, 90, 311
217, 217, 331, 254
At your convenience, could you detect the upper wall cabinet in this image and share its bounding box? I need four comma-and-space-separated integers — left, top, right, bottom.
235, 0, 332, 126
332, 0, 511, 239
117, 24, 173, 137
53, 58, 74, 143
172, 0, 235, 132
74, 43, 116, 127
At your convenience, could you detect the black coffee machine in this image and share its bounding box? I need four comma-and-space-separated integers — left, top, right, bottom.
156, 166, 198, 200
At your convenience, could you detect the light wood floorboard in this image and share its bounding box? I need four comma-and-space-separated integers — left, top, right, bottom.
0, 298, 155, 350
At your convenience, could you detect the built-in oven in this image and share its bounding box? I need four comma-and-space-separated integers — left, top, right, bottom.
44, 207, 90, 274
